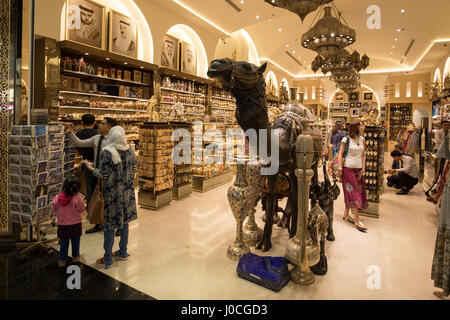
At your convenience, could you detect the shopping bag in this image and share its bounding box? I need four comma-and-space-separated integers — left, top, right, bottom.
237, 253, 289, 292
87, 178, 104, 225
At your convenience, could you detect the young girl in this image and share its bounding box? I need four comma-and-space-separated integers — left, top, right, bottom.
51, 175, 85, 267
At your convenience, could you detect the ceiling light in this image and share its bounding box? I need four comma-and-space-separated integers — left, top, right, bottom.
124, 62, 128, 65
84, 52, 89, 56
140, 66, 144, 69
293, 50, 296, 54
392, 45, 396, 48
256, 15, 260, 19
397, 28, 401, 32
268, 18, 272, 21
241, 0, 244, 3
106, 58, 110, 60
286, 44, 289, 47
278, 28, 282, 32
401, 9, 405, 13
390, 52, 393, 54
394, 38, 398, 41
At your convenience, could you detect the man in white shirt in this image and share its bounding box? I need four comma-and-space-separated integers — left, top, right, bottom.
65, 117, 118, 234
388, 150, 419, 195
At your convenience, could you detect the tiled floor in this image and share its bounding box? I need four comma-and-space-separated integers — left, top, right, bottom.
0, 247, 154, 300
40, 170, 445, 300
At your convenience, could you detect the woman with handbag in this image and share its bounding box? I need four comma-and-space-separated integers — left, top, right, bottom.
84, 126, 138, 269
337, 121, 368, 232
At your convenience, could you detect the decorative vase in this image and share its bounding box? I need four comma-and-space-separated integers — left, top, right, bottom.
243, 159, 265, 246
227, 162, 254, 261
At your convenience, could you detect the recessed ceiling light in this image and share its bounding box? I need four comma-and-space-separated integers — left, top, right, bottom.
84, 52, 89, 56
397, 28, 401, 32
390, 52, 393, 54
140, 66, 144, 69
256, 15, 259, 19
293, 50, 296, 54
278, 28, 282, 32
286, 44, 289, 47
272, 0, 275, 3
392, 45, 396, 48
401, 9, 405, 13
124, 62, 128, 65
241, 0, 244, 3
268, 18, 272, 21
106, 58, 110, 60
394, 38, 398, 41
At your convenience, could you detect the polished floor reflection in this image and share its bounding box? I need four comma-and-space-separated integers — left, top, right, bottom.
0, 247, 154, 300
41, 169, 444, 300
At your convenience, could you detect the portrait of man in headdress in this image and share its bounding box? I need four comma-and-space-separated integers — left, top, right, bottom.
181, 42, 197, 75
66, 0, 104, 49
110, 11, 138, 58
161, 34, 179, 69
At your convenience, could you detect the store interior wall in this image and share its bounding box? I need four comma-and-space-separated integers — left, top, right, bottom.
35, 0, 223, 70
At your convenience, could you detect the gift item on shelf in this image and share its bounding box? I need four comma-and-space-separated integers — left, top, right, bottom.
388, 103, 412, 142
171, 122, 193, 199
361, 126, 385, 218
159, 75, 208, 123
137, 123, 175, 209
8, 125, 54, 226
191, 122, 234, 192
210, 85, 236, 124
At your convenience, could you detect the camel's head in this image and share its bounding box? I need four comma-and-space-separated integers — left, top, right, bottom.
208, 58, 267, 91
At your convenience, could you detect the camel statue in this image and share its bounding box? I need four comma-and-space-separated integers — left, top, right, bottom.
208, 58, 323, 252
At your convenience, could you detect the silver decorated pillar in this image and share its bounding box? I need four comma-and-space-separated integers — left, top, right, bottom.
286, 133, 315, 285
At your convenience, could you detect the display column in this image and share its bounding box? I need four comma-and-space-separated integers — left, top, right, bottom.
0, 0, 11, 234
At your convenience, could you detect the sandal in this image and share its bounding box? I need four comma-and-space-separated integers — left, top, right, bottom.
355, 221, 367, 232
343, 216, 354, 224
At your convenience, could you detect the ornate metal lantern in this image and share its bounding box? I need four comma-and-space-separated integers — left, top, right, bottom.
264, 0, 333, 22
301, 6, 356, 60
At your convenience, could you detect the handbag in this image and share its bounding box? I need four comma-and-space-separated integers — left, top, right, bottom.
87, 178, 104, 225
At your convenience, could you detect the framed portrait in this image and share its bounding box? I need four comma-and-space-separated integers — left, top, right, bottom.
180, 41, 197, 75
161, 34, 179, 70
349, 92, 359, 101
109, 10, 138, 59
364, 92, 373, 101
65, 0, 106, 50
335, 92, 344, 101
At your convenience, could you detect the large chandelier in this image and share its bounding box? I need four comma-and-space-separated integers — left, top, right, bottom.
264, 0, 333, 22
311, 49, 369, 75
301, 6, 355, 60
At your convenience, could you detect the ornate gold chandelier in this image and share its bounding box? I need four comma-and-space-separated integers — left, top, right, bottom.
301, 6, 355, 60
264, 0, 333, 22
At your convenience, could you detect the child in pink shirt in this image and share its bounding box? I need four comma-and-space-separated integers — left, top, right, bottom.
51, 176, 85, 267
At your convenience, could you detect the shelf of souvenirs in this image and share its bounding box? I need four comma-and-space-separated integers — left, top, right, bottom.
160, 86, 206, 97
59, 106, 147, 113
161, 76, 208, 95
160, 101, 206, 108
211, 96, 236, 102
191, 163, 231, 180
59, 90, 149, 102
61, 69, 150, 87
59, 97, 148, 111
59, 113, 152, 123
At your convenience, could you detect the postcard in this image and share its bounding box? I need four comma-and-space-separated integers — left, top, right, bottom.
9, 145, 21, 155
9, 164, 21, 175
10, 184, 21, 194
36, 196, 48, 210
37, 172, 48, 186
9, 174, 21, 185
49, 150, 63, 160
9, 135, 21, 146
9, 193, 21, 203
21, 195, 33, 205
35, 184, 48, 198
37, 161, 48, 173
48, 159, 63, 170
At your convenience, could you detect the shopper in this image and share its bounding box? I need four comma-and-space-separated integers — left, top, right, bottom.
337, 120, 368, 232
330, 122, 346, 159
387, 150, 419, 195
51, 175, 85, 268
386, 144, 404, 188
84, 126, 138, 269
75, 114, 98, 206
431, 134, 450, 298
434, 120, 449, 151
66, 117, 118, 234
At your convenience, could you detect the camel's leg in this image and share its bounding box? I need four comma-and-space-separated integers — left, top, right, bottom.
256, 175, 277, 252
326, 203, 335, 241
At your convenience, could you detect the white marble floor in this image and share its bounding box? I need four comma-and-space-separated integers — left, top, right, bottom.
50, 173, 444, 300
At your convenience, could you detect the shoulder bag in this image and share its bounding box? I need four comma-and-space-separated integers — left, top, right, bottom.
87, 178, 104, 225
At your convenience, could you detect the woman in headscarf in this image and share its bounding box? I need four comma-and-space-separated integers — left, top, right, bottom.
84, 126, 138, 269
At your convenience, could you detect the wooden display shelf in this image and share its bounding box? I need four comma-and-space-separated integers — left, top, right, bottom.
59, 106, 147, 112
159, 67, 212, 85
59, 40, 159, 72
59, 90, 148, 102
172, 183, 192, 200
211, 96, 236, 102
192, 170, 233, 193
138, 189, 172, 210
160, 101, 206, 108
160, 87, 206, 96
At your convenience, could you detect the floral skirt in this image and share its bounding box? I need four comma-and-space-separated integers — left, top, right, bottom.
342, 167, 368, 210
432, 225, 450, 295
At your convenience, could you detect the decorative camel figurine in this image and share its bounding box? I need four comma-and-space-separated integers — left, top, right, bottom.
208, 58, 323, 252
310, 159, 341, 241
